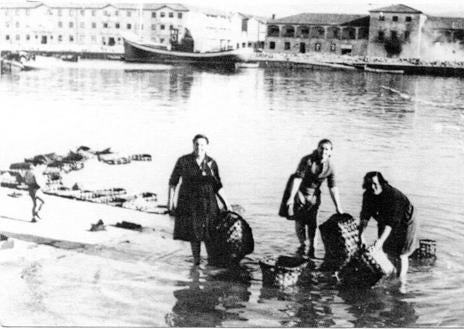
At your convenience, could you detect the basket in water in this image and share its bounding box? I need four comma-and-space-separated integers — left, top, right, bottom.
319, 213, 360, 269
210, 211, 254, 265
410, 239, 437, 260
259, 256, 309, 288
338, 245, 395, 288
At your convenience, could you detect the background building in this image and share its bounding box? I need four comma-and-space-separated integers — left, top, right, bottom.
0, 1, 267, 54
265, 3, 464, 61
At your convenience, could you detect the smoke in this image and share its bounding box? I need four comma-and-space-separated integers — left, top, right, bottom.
400, 24, 464, 61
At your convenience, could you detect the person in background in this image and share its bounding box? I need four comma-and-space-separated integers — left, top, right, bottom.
168, 134, 229, 266
359, 171, 417, 283
286, 139, 343, 257
24, 156, 47, 223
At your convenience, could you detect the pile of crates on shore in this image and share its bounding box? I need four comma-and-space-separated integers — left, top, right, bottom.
0, 146, 167, 215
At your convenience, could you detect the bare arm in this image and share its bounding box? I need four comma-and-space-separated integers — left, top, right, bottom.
167, 184, 177, 214
374, 225, 392, 250
287, 177, 302, 206
329, 186, 343, 214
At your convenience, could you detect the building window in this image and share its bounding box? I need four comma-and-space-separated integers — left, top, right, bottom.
404, 30, 410, 40
58, 21, 63, 28
80, 9, 85, 16
50, 36, 53, 40
152, 12, 156, 18
160, 38, 165, 43
242, 42, 246, 48
26, 34, 30, 41
405, 16, 412, 22
178, 13, 182, 19
379, 14, 384, 21
16, 34, 20, 41
169, 12, 174, 18
391, 30, 398, 39
5, 35, 10, 41
151, 24, 156, 30
127, 11, 131, 17
127, 23, 132, 29
392, 16, 398, 22
315, 42, 321, 51
80, 22, 85, 28
160, 12, 165, 17
92, 22, 96, 28
248, 42, 252, 47
115, 10, 119, 16
69, 35, 74, 42
241, 18, 248, 32
16, 22, 20, 28
115, 23, 120, 29
284, 41, 291, 50
269, 41, 275, 49
58, 35, 63, 42
92, 10, 96, 16
160, 24, 165, 30
103, 22, 108, 28
169, 24, 173, 30
378, 31, 385, 41
69, 22, 74, 28
330, 43, 336, 52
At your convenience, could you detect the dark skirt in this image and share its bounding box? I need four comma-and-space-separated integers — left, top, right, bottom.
379, 213, 417, 257
173, 184, 219, 242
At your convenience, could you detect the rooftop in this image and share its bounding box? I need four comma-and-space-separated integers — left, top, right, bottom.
369, 4, 422, 14
269, 13, 369, 26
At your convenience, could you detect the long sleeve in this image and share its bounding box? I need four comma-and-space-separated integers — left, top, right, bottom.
169, 158, 183, 187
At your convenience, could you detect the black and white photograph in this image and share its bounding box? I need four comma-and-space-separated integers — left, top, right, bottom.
0, 0, 462, 326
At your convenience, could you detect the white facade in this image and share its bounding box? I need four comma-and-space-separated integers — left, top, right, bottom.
0, 2, 267, 54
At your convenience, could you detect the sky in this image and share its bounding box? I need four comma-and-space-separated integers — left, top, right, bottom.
17, 0, 464, 18
157, 0, 464, 18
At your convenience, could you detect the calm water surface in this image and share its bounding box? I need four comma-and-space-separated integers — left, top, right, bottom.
0, 61, 463, 326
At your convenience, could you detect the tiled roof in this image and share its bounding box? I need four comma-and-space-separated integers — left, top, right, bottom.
269, 13, 369, 26
426, 16, 464, 29
369, 4, 422, 14
0, 1, 45, 9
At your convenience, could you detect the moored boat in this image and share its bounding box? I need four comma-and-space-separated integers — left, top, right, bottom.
123, 36, 249, 69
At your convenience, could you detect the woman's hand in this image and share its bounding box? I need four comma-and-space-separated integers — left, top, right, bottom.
286, 200, 294, 217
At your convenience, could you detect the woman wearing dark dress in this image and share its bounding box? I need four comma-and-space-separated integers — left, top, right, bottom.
168, 134, 229, 265
359, 171, 417, 283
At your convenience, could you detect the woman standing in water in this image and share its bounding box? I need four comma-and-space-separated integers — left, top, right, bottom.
359, 171, 417, 283
168, 134, 229, 265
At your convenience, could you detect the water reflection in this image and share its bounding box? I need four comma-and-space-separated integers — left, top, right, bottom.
165, 264, 252, 327
339, 286, 418, 327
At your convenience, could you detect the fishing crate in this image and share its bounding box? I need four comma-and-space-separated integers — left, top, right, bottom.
410, 239, 437, 260
319, 213, 360, 269
259, 256, 309, 288
337, 246, 395, 288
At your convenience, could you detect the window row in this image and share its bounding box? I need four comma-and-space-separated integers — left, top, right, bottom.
151, 12, 182, 19
268, 41, 337, 52
377, 30, 410, 41
3, 9, 184, 18
267, 25, 368, 40
4, 33, 123, 45
151, 24, 176, 31
379, 15, 412, 22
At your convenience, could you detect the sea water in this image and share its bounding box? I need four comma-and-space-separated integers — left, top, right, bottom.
0, 61, 463, 326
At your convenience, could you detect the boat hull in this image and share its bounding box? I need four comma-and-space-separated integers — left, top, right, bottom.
123, 38, 244, 69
